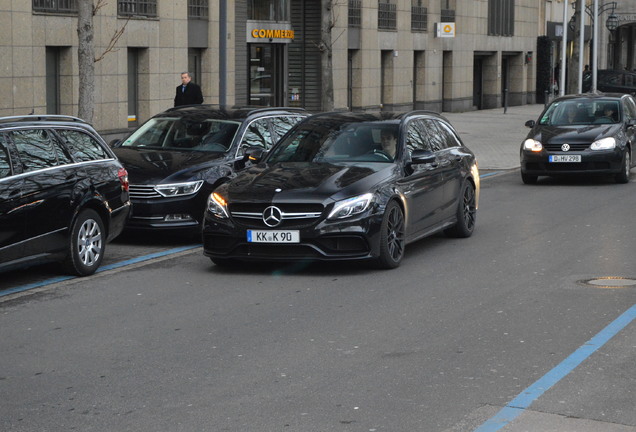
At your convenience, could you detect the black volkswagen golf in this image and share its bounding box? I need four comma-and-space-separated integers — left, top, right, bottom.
111, 106, 307, 232
203, 111, 480, 269
520, 93, 636, 184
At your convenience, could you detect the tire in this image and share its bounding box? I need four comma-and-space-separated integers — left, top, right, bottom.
445, 181, 477, 238
63, 209, 105, 276
375, 201, 405, 269
615, 150, 631, 184
521, 172, 538, 184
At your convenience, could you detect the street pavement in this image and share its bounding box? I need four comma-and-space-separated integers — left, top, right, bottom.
443, 104, 546, 171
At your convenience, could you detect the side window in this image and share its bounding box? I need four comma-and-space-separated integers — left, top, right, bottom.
623, 97, 636, 120
0, 140, 11, 178
406, 119, 432, 153
435, 121, 463, 149
421, 119, 447, 151
58, 129, 110, 162
270, 115, 305, 141
10, 129, 72, 172
241, 118, 273, 149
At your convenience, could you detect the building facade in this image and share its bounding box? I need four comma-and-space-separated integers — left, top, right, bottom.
4, 1, 626, 134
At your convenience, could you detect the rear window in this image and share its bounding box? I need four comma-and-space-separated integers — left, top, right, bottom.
58, 129, 110, 162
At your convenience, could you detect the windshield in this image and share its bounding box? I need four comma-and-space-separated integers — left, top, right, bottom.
120, 117, 240, 152
539, 100, 620, 126
267, 121, 399, 164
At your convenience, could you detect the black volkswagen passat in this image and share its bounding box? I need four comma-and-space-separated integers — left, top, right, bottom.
520, 93, 636, 184
203, 111, 480, 269
111, 106, 307, 232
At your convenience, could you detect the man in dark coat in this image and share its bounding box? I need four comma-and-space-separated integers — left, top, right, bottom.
174, 72, 204, 107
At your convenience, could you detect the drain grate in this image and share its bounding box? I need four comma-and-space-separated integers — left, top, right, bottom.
578, 277, 636, 289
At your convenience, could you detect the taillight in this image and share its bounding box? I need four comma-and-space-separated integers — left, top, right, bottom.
118, 167, 129, 192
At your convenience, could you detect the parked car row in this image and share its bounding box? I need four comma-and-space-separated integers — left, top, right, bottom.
1, 106, 481, 275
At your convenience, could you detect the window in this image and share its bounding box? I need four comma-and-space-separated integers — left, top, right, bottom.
269, 116, 305, 142
434, 121, 462, 149
118, 0, 157, 17
411, 0, 427, 32
422, 119, 447, 151
11, 129, 72, 172
488, 0, 514, 36
407, 120, 433, 153
0, 142, 11, 178
440, 0, 455, 22
378, 0, 397, 30
33, 0, 77, 14
188, 0, 208, 19
241, 119, 273, 150
349, 0, 361, 27
57, 130, 110, 162
248, 0, 289, 21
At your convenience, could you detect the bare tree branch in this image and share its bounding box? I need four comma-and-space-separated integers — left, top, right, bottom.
94, 16, 130, 63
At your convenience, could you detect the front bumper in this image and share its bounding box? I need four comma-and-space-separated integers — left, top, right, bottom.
202, 211, 384, 262
520, 148, 624, 176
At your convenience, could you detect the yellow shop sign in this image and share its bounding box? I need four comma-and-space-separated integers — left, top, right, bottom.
250, 28, 295, 40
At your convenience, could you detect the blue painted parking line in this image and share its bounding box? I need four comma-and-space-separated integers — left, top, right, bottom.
480, 171, 503, 178
0, 245, 200, 298
473, 303, 636, 432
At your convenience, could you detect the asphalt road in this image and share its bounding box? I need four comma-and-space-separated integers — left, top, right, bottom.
1, 171, 636, 432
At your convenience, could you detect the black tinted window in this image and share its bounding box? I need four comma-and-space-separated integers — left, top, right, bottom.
436, 121, 462, 149
406, 119, 432, 153
270, 115, 305, 141
58, 129, 110, 161
0, 141, 11, 178
11, 129, 72, 172
241, 118, 272, 149
421, 119, 448, 151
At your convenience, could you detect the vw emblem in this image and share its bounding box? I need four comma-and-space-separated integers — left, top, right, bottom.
262, 206, 283, 227
561, 143, 571, 152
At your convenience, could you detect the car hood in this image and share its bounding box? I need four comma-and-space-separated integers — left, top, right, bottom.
113, 148, 228, 184
530, 124, 622, 144
224, 162, 395, 203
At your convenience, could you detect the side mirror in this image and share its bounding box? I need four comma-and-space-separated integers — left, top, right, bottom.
627, 118, 636, 127
244, 146, 266, 163
525, 120, 536, 128
109, 138, 122, 148
409, 149, 436, 165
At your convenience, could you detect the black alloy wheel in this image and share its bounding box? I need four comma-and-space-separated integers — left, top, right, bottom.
521, 172, 538, 184
63, 209, 105, 276
445, 181, 477, 238
376, 201, 405, 269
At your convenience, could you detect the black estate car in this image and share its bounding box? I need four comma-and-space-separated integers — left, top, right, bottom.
583, 69, 636, 95
520, 93, 636, 184
0, 115, 131, 276
203, 111, 480, 269
111, 106, 307, 231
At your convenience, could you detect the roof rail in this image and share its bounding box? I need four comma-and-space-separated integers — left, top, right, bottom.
0, 114, 87, 125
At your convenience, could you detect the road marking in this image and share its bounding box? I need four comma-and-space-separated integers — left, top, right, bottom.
473, 303, 636, 432
0, 245, 200, 298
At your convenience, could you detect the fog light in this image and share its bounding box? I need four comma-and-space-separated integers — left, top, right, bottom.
164, 214, 193, 222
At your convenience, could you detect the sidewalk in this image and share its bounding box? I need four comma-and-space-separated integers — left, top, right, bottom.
442, 104, 545, 170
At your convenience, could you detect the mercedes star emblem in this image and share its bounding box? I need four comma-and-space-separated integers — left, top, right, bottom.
561, 143, 570, 152
263, 206, 283, 227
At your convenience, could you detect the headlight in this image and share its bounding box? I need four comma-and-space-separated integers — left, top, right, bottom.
590, 137, 616, 150
155, 181, 204, 197
328, 193, 374, 220
523, 139, 543, 152
207, 192, 229, 218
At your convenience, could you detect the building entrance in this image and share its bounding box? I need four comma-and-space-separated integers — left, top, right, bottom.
249, 44, 285, 106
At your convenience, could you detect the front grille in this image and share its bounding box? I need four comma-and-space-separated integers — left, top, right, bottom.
229, 203, 324, 229
545, 143, 590, 151
129, 184, 161, 199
